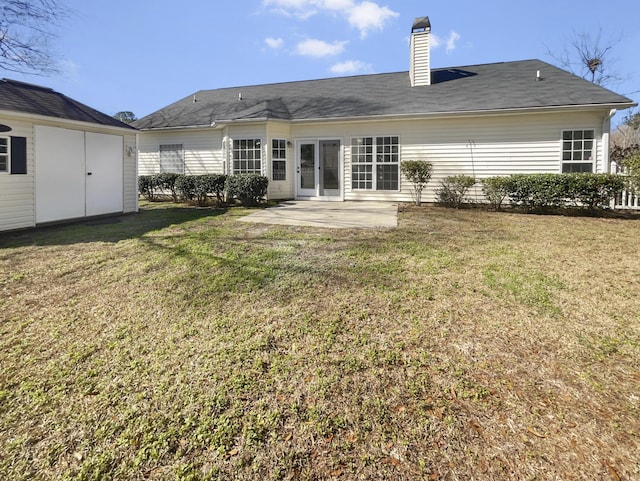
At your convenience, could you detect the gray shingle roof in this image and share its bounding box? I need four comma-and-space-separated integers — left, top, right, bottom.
133, 59, 634, 130
0, 79, 135, 129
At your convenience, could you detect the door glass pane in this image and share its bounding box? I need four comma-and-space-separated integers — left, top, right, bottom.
300, 143, 315, 190
320, 140, 339, 191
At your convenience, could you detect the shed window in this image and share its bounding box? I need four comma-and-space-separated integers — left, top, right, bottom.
351, 136, 399, 190
561, 130, 594, 173
159, 144, 184, 173
233, 139, 262, 174
0, 137, 8, 172
272, 139, 286, 181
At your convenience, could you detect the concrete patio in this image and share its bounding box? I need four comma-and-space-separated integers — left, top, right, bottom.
238, 201, 398, 229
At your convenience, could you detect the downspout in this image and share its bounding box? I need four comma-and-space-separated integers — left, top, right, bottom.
602, 109, 616, 173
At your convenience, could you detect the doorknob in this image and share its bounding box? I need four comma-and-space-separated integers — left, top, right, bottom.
87, 172, 93, 176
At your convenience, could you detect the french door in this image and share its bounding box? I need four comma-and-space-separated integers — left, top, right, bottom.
296, 139, 341, 199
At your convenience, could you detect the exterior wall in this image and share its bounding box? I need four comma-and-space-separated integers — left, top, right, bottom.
136, 108, 611, 204
0, 113, 137, 232
0, 116, 35, 231
410, 31, 431, 87
290, 109, 609, 202
265, 122, 293, 199
122, 132, 138, 213
138, 129, 224, 175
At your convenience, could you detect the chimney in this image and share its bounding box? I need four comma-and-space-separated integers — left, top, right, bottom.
410, 16, 431, 87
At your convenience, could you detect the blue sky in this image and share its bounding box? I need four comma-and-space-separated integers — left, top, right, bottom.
7, 0, 640, 123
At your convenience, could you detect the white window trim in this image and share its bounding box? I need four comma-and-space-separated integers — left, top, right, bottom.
0, 136, 9, 173
350, 135, 401, 191
271, 138, 287, 181
232, 138, 263, 175
560, 129, 596, 173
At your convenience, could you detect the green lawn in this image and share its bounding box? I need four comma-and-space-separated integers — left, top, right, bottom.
1, 202, 639, 480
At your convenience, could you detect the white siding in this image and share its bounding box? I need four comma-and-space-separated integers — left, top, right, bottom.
138, 129, 224, 176
410, 31, 431, 87
0, 117, 34, 230
135, 109, 611, 204
123, 133, 138, 213
290, 109, 610, 202
266, 123, 293, 199
0, 114, 137, 232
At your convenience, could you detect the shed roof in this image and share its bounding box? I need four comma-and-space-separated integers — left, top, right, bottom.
0, 78, 135, 129
134, 59, 635, 130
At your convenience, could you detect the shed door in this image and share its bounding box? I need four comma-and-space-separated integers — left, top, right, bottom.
35, 126, 86, 223
86, 132, 123, 216
35, 126, 124, 223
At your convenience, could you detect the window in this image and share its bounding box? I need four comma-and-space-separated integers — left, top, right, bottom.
272, 139, 286, 181
0, 137, 8, 172
233, 139, 262, 174
159, 144, 184, 173
561, 130, 595, 173
351, 136, 399, 190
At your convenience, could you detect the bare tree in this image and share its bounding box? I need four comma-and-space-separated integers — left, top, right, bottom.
546, 28, 622, 87
612, 109, 640, 149
0, 0, 67, 75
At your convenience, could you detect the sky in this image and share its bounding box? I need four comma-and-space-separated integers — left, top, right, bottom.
5, 0, 640, 124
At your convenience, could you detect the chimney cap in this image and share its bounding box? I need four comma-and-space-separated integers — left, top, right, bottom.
412, 16, 431, 33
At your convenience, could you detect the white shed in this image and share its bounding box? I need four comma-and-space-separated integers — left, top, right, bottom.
0, 79, 138, 232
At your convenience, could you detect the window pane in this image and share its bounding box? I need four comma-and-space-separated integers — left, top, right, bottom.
563, 131, 572, 140
273, 160, 286, 181
376, 165, 398, 190
584, 130, 594, 139
562, 162, 592, 173
159, 144, 184, 174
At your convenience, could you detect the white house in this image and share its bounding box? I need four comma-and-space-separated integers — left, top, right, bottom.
0, 79, 138, 232
135, 17, 636, 202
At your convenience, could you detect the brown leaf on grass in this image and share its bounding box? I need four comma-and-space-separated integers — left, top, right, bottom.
602, 460, 621, 481
325, 435, 334, 443
347, 432, 357, 443
283, 432, 292, 441
227, 448, 239, 456
330, 468, 343, 477
527, 427, 546, 438
429, 472, 439, 480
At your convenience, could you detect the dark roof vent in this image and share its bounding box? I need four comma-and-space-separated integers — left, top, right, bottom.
412, 16, 431, 33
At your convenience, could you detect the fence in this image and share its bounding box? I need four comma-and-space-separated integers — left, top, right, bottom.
613, 189, 640, 210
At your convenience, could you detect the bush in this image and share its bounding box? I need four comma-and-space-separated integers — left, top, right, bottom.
138, 175, 158, 201
175, 175, 196, 201
436, 175, 476, 208
564, 173, 625, 210
481, 176, 511, 210
203, 174, 227, 206
155, 173, 180, 201
225, 174, 269, 206
484, 173, 625, 211
400, 160, 433, 206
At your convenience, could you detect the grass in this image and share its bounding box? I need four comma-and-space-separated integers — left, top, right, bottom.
1, 201, 639, 480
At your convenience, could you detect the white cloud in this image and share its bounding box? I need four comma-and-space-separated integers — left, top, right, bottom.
263, 0, 399, 37
330, 60, 372, 74
265, 37, 284, 49
429, 31, 461, 54
347, 1, 399, 38
295, 39, 347, 57
446, 31, 460, 53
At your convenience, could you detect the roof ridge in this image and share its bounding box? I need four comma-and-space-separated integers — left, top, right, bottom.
1, 78, 55, 92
